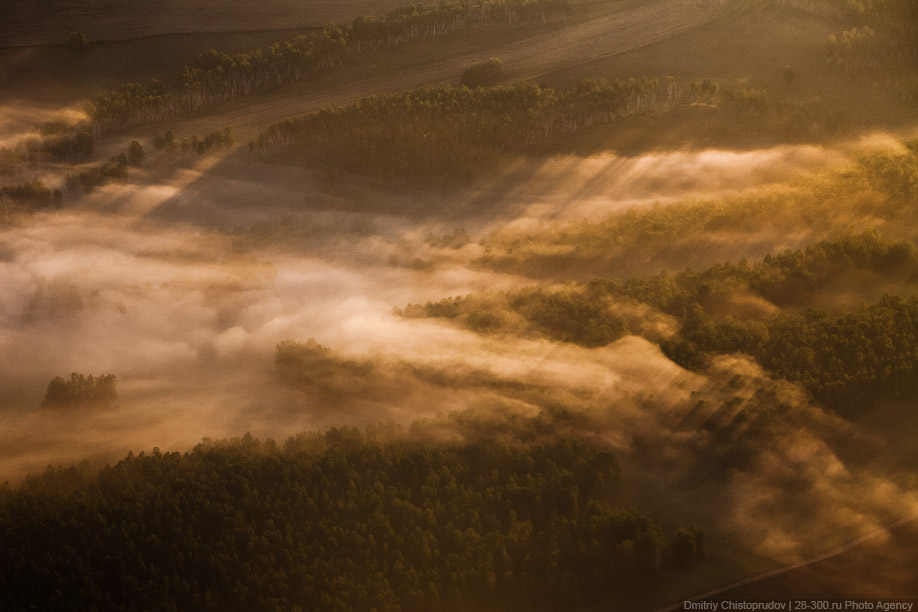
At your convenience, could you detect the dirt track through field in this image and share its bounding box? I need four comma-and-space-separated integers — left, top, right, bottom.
151, 0, 752, 146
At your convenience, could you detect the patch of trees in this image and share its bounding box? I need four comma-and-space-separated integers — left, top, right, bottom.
67, 31, 90, 54
153, 129, 177, 151
693, 79, 851, 139
0, 125, 94, 170
402, 287, 627, 346
253, 78, 677, 182
460, 58, 506, 88
509, 289, 627, 346
0, 179, 61, 212
410, 230, 918, 413
0, 432, 704, 611
65, 154, 129, 194
180, 127, 234, 155
127, 140, 144, 166
86, 0, 572, 135
663, 295, 918, 413
41, 373, 118, 409
20, 130, 95, 164
479, 143, 918, 278
604, 233, 918, 412
594, 232, 918, 312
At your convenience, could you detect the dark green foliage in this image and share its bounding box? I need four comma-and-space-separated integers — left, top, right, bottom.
690, 78, 718, 100
670, 525, 706, 567
0, 433, 696, 611
256, 78, 670, 182
25, 130, 94, 163
153, 130, 176, 150
597, 232, 918, 314
180, 127, 234, 155
481, 145, 918, 278
403, 286, 627, 347
420, 229, 918, 413
41, 373, 117, 409
508, 288, 626, 347
596, 233, 918, 412
0, 178, 53, 211
460, 58, 505, 88
128, 140, 145, 166
668, 296, 918, 412
274, 339, 379, 399
67, 31, 90, 54
65, 154, 129, 194
855, 146, 918, 199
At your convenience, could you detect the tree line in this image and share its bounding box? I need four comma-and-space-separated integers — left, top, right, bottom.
0, 431, 704, 611
408, 231, 918, 414
85, 0, 572, 135
253, 78, 678, 182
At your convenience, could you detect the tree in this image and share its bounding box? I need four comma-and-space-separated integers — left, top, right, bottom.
67, 31, 90, 54
128, 140, 145, 166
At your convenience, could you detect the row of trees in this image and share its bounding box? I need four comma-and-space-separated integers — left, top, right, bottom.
152, 127, 234, 155
85, 0, 572, 135
0, 433, 703, 611
252, 78, 678, 181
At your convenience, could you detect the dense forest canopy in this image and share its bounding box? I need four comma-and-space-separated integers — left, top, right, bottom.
0, 432, 703, 612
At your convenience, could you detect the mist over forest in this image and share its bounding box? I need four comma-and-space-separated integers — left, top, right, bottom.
1, 0, 918, 608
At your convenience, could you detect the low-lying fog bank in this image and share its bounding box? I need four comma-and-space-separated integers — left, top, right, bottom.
3, 137, 917, 570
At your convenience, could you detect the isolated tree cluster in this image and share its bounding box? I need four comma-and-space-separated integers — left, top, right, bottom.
254, 78, 677, 182
41, 373, 118, 409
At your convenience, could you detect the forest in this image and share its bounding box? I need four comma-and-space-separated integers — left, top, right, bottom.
0, 433, 703, 611
253, 78, 676, 181
406, 228, 918, 413
2, 0, 918, 607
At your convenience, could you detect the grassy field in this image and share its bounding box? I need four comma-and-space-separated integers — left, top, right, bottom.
0, 0, 411, 47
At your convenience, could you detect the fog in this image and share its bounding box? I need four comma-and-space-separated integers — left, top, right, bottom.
2, 139, 917, 570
